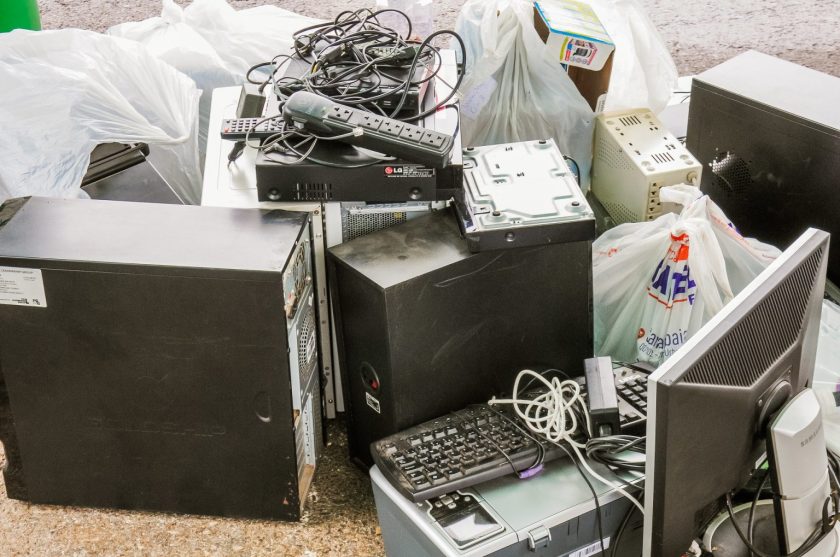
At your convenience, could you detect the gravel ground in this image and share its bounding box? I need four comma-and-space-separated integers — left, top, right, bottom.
4, 1, 839, 556
0, 421, 384, 556
37, 0, 840, 77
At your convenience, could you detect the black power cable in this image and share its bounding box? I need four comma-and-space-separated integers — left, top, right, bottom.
232, 8, 466, 168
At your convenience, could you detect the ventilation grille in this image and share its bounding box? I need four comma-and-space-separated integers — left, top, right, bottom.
602, 200, 638, 225
298, 306, 318, 388
710, 152, 753, 196
619, 115, 642, 126
596, 135, 634, 171
344, 210, 408, 241
294, 183, 333, 201
651, 152, 674, 164
682, 247, 825, 386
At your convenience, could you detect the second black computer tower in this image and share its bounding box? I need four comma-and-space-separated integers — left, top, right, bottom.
687, 50, 840, 285
0, 197, 322, 520
328, 209, 594, 467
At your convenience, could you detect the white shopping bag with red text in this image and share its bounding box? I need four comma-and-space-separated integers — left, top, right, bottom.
594, 185, 780, 366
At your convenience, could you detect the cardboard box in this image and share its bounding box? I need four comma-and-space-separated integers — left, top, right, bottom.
534, 0, 615, 112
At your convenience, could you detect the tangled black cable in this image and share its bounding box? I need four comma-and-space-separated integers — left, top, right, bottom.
235, 8, 466, 168
586, 435, 646, 473
719, 449, 840, 557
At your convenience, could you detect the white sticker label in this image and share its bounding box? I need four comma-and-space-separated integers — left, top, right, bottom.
460, 76, 497, 120
366, 392, 381, 414
567, 537, 610, 557
0, 267, 47, 308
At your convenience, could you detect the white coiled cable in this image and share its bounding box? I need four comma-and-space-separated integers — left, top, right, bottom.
489, 369, 645, 514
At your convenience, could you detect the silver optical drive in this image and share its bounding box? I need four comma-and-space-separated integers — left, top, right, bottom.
454, 139, 596, 252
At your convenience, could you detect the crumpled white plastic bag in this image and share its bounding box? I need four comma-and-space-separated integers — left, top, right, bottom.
0, 29, 201, 204
593, 185, 781, 365
590, 0, 678, 114
108, 0, 319, 167
454, 0, 595, 188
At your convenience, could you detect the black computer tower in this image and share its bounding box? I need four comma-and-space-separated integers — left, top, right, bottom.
328, 209, 594, 467
686, 50, 840, 284
0, 197, 322, 520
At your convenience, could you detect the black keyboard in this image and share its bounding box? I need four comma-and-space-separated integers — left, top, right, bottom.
371, 365, 649, 502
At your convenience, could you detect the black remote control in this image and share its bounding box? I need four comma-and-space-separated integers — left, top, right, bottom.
282, 91, 454, 168
220, 117, 285, 141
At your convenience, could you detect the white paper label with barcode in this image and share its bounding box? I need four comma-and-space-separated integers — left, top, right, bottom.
0, 267, 47, 308
567, 537, 610, 557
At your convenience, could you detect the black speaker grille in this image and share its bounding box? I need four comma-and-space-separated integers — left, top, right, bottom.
710, 151, 753, 196
682, 246, 825, 387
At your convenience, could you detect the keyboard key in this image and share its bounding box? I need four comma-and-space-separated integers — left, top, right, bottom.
446, 468, 463, 480
411, 477, 431, 489
427, 471, 445, 485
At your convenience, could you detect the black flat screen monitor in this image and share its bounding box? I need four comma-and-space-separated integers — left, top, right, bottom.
643, 228, 830, 556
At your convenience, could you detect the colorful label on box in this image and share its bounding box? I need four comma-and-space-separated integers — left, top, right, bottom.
535, 0, 615, 71
562, 37, 598, 66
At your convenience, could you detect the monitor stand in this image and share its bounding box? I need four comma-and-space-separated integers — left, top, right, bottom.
704, 388, 840, 557
704, 501, 840, 557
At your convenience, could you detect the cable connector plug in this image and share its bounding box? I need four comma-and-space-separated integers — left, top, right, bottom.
317, 44, 348, 64
352, 128, 364, 137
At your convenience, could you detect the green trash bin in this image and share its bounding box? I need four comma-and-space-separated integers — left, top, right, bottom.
1, 0, 41, 32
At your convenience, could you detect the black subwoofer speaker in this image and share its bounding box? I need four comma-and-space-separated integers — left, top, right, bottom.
328, 209, 594, 467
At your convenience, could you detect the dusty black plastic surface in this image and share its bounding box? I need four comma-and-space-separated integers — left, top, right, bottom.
328, 209, 594, 468
0, 197, 313, 520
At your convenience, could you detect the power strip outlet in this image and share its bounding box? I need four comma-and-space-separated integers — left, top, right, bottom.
282, 91, 455, 168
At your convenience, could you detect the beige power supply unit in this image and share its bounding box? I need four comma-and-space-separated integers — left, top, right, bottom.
592, 108, 702, 223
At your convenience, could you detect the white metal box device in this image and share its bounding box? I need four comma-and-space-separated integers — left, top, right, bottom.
592, 108, 702, 224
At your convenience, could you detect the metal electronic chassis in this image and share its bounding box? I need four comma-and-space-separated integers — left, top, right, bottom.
454, 139, 596, 252
283, 225, 323, 497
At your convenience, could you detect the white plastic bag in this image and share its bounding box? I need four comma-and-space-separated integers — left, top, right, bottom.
593, 185, 781, 366
454, 0, 595, 188
374, 0, 435, 39
590, 0, 678, 114
0, 29, 201, 204
108, 0, 319, 167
